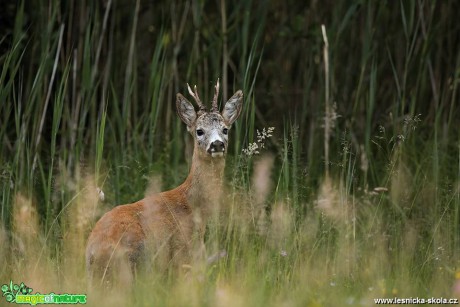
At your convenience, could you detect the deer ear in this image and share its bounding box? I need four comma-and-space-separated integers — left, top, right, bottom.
176, 94, 197, 127
222, 90, 243, 125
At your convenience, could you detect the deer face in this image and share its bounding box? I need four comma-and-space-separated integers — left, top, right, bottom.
194, 112, 229, 158
176, 81, 243, 159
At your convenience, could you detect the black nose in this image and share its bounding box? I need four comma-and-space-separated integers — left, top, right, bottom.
209, 140, 225, 153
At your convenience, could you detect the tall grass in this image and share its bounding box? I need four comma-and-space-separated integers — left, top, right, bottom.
1, 0, 459, 305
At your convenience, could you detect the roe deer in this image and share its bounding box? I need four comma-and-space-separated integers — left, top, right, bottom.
85, 80, 243, 288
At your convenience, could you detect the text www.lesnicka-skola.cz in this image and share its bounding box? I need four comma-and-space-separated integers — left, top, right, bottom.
374, 297, 459, 304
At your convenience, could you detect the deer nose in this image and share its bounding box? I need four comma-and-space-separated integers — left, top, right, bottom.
208, 140, 225, 153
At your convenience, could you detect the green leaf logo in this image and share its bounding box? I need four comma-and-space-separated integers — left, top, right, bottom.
1, 281, 33, 304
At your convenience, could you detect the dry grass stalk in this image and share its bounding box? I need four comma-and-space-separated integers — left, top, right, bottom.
269, 202, 292, 250
0, 223, 8, 277
11, 193, 55, 292
12, 193, 40, 256
321, 24, 331, 179
315, 177, 348, 221
62, 174, 102, 291
251, 154, 275, 235
144, 174, 163, 196
389, 159, 411, 209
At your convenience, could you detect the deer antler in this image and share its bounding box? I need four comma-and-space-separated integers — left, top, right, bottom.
211, 78, 220, 112
187, 83, 206, 113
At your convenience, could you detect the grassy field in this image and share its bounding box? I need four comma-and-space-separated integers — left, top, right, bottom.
1, 0, 459, 306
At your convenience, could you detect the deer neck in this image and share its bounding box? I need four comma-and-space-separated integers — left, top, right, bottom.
181, 148, 225, 210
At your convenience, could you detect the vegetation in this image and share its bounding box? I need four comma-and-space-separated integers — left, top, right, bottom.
0, 0, 459, 305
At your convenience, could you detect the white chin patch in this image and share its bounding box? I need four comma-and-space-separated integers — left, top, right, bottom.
211, 152, 224, 158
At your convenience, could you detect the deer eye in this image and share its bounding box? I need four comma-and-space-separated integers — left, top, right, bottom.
223, 128, 228, 135
196, 129, 204, 136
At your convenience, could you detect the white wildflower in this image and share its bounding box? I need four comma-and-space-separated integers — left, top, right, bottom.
242, 127, 275, 156
242, 142, 259, 156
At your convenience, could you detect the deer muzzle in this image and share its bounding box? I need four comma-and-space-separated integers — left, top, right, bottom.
208, 140, 225, 157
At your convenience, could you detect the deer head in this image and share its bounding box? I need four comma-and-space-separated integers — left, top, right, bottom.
176, 80, 243, 159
